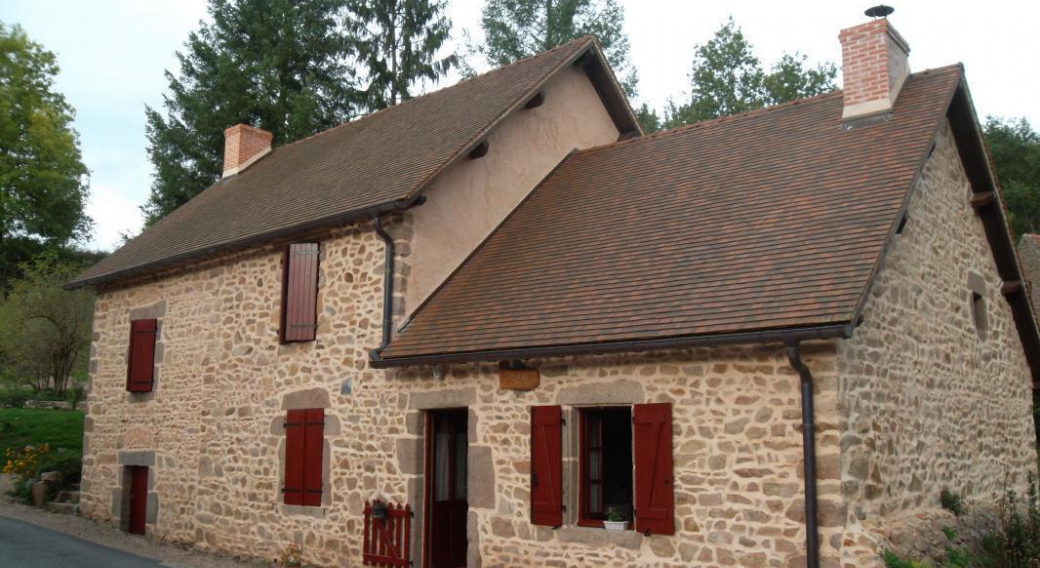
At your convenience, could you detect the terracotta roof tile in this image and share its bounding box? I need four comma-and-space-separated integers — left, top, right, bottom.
380, 66, 963, 361
72, 37, 603, 287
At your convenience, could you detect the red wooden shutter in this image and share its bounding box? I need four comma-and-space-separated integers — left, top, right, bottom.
303, 408, 324, 506
633, 403, 674, 535
280, 243, 320, 343
283, 409, 324, 507
530, 405, 562, 526
126, 319, 157, 392
283, 409, 306, 505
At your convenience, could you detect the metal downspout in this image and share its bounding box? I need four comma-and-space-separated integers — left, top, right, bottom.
785, 341, 820, 568
371, 215, 395, 357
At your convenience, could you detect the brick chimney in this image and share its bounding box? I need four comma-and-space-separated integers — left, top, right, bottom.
222, 124, 273, 178
839, 17, 910, 122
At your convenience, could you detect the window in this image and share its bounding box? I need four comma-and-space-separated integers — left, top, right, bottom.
126, 319, 157, 393
579, 407, 632, 527
971, 291, 988, 339
283, 408, 324, 506
530, 403, 674, 535
968, 272, 988, 340
280, 243, 320, 343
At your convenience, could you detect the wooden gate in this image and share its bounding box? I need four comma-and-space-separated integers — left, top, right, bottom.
363, 501, 412, 567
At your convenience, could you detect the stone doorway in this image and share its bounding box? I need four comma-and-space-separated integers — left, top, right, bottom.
426, 409, 468, 568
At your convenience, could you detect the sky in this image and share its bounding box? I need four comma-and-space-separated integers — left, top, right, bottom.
3, 0, 1039, 252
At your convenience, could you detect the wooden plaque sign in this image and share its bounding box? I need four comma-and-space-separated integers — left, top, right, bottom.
499, 367, 540, 391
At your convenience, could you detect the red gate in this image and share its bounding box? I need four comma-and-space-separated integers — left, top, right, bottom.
363, 501, 412, 567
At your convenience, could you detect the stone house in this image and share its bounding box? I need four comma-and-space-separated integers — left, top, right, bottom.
71, 15, 1039, 568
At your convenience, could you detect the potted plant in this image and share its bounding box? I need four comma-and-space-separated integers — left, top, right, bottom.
603, 507, 628, 531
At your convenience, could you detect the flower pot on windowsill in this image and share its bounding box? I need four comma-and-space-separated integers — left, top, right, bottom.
603, 520, 629, 531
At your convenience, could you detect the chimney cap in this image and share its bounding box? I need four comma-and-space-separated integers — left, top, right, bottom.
864, 5, 895, 18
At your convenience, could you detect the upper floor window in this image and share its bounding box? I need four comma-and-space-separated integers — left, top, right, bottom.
280, 243, 320, 343
126, 319, 157, 393
968, 272, 988, 340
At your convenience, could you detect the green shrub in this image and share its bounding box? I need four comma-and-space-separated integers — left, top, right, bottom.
942, 526, 957, 541
882, 550, 925, 568
36, 451, 82, 486
941, 488, 965, 516
0, 389, 31, 409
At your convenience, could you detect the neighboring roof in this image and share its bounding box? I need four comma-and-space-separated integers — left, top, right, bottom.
378, 65, 1012, 365
71, 37, 640, 288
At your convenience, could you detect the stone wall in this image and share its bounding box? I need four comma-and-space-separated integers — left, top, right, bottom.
1018, 234, 1040, 312
391, 344, 842, 568
82, 221, 843, 568
835, 120, 1038, 568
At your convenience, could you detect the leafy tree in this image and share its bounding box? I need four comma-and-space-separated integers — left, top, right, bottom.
469, 0, 639, 97
0, 23, 91, 291
346, 0, 456, 109
143, 0, 362, 224
0, 255, 93, 395
635, 103, 660, 134
985, 117, 1040, 239
664, 18, 836, 128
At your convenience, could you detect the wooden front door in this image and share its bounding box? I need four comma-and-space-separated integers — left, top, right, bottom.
128, 466, 148, 535
428, 410, 468, 568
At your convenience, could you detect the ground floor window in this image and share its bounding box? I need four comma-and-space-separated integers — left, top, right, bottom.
579, 407, 633, 527
530, 402, 674, 535
283, 408, 324, 506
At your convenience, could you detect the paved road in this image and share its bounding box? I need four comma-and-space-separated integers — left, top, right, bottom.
0, 516, 165, 568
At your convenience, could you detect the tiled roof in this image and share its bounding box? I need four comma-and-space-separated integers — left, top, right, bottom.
72, 37, 632, 288
379, 66, 964, 362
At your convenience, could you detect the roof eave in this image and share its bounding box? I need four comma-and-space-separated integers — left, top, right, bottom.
944, 72, 1040, 385
65, 196, 417, 290
370, 322, 856, 369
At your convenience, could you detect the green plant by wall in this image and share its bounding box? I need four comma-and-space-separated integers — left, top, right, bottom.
941, 488, 966, 516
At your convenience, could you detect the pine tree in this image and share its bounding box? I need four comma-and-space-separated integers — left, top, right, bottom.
470, 0, 638, 97
0, 22, 91, 290
665, 18, 836, 129
142, 0, 361, 224
346, 0, 457, 109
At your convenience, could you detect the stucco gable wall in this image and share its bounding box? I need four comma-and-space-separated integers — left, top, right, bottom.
401, 65, 620, 318
836, 119, 1038, 566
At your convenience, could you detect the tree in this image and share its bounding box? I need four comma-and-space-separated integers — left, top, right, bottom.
346, 0, 456, 109
143, 0, 362, 224
664, 18, 836, 129
469, 0, 639, 97
0, 23, 91, 292
985, 117, 1040, 239
0, 255, 93, 395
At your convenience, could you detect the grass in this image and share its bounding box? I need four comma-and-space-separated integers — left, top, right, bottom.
0, 408, 84, 456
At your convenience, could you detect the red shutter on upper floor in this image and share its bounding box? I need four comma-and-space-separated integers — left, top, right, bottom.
530, 405, 563, 526
283, 409, 306, 505
633, 402, 675, 535
126, 319, 157, 392
303, 408, 324, 506
280, 243, 320, 343
283, 408, 324, 507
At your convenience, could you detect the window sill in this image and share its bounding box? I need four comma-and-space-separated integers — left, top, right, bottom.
556, 526, 642, 550
280, 504, 327, 518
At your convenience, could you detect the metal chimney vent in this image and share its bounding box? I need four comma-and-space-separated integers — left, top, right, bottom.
865, 5, 895, 18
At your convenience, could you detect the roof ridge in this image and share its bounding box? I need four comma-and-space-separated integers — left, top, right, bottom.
572, 63, 966, 158
573, 90, 844, 157
270, 36, 594, 155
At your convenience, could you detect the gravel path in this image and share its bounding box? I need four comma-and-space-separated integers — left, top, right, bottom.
0, 475, 271, 568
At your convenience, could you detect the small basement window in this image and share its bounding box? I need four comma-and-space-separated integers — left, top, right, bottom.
579, 407, 633, 527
